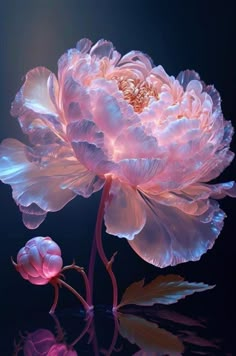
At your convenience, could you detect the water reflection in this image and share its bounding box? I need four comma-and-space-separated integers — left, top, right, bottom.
14, 305, 221, 355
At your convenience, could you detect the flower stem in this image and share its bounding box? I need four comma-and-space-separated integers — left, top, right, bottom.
62, 264, 92, 307
95, 176, 118, 310
58, 278, 92, 313
49, 281, 59, 314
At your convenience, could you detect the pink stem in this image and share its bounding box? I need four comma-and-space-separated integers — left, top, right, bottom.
58, 278, 92, 313
95, 176, 118, 310
62, 264, 92, 307
49, 282, 59, 314
51, 313, 65, 342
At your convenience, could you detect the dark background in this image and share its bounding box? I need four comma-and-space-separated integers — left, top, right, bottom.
0, 1, 236, 354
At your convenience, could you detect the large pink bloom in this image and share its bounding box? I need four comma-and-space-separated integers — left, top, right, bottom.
1, 39, 235, 267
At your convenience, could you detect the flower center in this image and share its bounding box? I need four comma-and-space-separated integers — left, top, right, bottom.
114, 77, 158, 113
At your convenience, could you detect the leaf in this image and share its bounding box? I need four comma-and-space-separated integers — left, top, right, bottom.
118, 275, 214, 308
118, 313, 184, 355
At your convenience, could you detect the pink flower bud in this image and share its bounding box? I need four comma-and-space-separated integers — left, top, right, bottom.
16, 236, 63, 285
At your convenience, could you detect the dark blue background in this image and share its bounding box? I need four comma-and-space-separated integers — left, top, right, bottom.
0, 1, 235, 354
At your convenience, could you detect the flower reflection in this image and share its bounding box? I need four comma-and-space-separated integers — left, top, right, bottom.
19, 327, 78, 355
14, 305, 221, 355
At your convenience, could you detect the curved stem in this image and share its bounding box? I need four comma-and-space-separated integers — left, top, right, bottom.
95, 176, 118, 310
51, 313, 65, 342
49, 282, 59, 314
62, 264, 92, 307
58, 278, 92, 313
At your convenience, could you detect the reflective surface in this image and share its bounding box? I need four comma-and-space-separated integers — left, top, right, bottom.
10, 305, 232, 355
1, 1, 235, 354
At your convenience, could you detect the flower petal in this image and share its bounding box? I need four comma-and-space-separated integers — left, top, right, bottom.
67, 120, 104, 147
90, 39, 115, 59
27, 275, 49, 285
118, 50, 153, 76
104, 180, 146, 240
114, 126, 159, 160
176, 70, 200, 89
72, 141, 115, 174
28, 245, 43, 272
11, 67, 57, 116
18, 113, 62, 145
62, 76, 92, 122
90, 88, 124, 137
43, 254, 63, 278
18, 254, 39, 278
0, 139, 101, 227
119, 158, 164, 186
129, 194, 225, 267
76, 38, 93, 53
20, 204, 48, 229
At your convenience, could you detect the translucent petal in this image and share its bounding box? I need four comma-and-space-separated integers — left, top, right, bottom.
119, 158, 163, 186
62, 76, 92, 122
204, 85, 221, 113
114, 126, 159, 160
11, 67, 57, 116
176, 70, 200, 89
118, 50, 153, 74
91, 89, 124, 137
90, 39, 114, 59
104, 180, 146, 240
0, 139, 101, 227
76, 38, 93, 53
129, 195, 225, 267
20, 204, 48, 229
67, 120, 104, 147
154, 191, 210, 216
72, 141, 115, 174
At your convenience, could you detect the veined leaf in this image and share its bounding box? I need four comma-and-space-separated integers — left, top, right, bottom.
118, 275, 214, 308
118, 313, 184, 355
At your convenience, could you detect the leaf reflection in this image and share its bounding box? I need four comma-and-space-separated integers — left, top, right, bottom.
14, 304, 221, 355
118, 312, 184, 355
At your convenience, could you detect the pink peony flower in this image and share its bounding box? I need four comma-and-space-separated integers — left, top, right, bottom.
15, 236, 63, 285
1, 38, 235, 267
